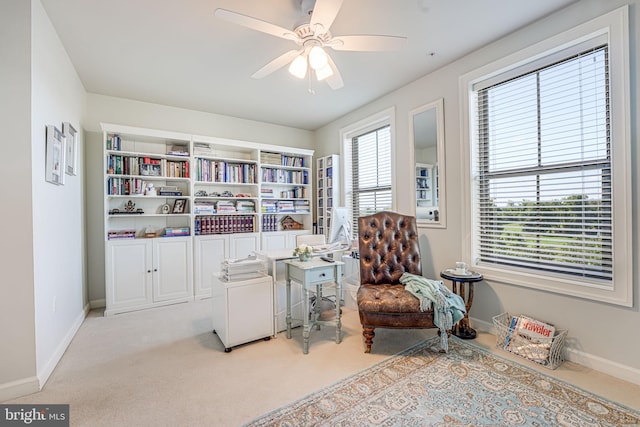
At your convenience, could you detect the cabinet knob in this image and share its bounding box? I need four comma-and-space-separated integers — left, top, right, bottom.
320, 273, 325, 277
154, 269, 158, 272
147, 270, 151, 273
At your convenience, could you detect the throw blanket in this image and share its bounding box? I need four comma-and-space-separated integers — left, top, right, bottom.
400, 272, 466, 352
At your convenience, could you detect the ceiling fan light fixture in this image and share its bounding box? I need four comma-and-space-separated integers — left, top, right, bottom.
289, 55, 308, 79
315, 63, 334, 81
308, 46, 328, 70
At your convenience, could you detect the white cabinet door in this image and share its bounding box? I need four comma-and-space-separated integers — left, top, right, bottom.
153, 237, 193, 302
261, 230, 311, 251
194, 235, 229, 298
261, 232, 288, 250
105, 240, 153, 315
230, 233, 259, 259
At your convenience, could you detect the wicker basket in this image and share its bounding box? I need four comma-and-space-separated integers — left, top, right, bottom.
492, 312, 568, 369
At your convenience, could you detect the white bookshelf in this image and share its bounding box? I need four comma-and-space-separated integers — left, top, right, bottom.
102, 124, 314, 310
316, 154, 339, 238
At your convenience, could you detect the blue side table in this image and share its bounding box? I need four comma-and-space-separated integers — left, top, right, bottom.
440, 269, 483, 339
284, 258, 344, 354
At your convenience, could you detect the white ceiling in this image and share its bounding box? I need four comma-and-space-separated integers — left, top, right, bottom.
40, 0, 577, 131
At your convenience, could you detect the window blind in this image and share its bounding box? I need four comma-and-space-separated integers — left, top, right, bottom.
475, 45, 612, 281
351, 125, 392, 233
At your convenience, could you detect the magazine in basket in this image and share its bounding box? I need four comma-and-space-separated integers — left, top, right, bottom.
503, 315, 555, 364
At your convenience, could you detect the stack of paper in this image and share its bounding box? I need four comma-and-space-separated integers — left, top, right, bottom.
221, 256, 267, 281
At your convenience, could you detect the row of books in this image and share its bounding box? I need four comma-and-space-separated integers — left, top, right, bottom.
503, 315, 556, 365
166, 145, 189, 157
192, 143, 215, 156
261, 214, 279, 232
194, 200, 256, 214
194, 159, 257, 184
195, 215, 256, 235
260, 152, 305, 168
158, 186, 183, 196
193, 201, 216, 215
106, 155, 189, 178
107, 229, 136, 239
260, 200, 309, 213
165, 227, 190, 237
261, 168, 308, 184
107, 178, 186, 197
279, 187, 308, 199
107, 227, 190, 239
106, 134, 122, 151
107, 177, 145, 196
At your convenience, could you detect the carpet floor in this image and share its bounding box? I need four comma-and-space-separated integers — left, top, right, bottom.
247, 335, 640, 426
4, 299, 640, 426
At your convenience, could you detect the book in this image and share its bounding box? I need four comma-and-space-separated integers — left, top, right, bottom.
505, 315, 556, 364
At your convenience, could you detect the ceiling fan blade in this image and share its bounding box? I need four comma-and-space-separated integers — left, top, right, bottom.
325, 55, 344, 90
329, 35, 407, 51
251, 49, 302, 79
215, 8, 299, 42
309, 0, 344, 34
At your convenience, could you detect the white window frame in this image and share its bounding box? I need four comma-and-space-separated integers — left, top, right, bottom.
339, 107, 397, 232
459, 6, 631, 306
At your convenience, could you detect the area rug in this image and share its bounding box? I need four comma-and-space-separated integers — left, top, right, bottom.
245, 336, 640, 426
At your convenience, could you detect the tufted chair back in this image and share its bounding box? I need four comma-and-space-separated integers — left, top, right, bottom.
358, 211, 422, 286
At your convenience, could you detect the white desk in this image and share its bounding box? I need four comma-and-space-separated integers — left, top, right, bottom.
284, 258, 344, 354
254, 249, 300, 335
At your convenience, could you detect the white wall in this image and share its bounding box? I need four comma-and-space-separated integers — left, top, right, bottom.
316, 0, 640, 379
84, 95, 315, 305
0, 0, 87, 401
0, 0, 38, 401
31, 0, 87, 389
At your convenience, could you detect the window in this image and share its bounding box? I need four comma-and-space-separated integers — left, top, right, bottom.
476, 46, 611, 280
461, 7, 631, 306
341, 108, 395, 235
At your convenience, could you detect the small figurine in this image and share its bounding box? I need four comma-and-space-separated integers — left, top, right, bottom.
145, 183, 157, 196
124, 200, 136, 213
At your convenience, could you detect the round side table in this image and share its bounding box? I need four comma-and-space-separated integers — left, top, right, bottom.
440, 269, 483, 339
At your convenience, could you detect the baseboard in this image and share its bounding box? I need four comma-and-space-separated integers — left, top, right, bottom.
36, 304, 89, 390
0, 377, 40, 403
89, 298, 105, 309
564, 347, 640, 386
471, 316, 640, 386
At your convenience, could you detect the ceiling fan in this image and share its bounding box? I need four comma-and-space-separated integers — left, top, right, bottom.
214, 0, 407, 90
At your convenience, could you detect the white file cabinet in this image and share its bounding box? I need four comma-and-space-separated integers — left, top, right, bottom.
211, 274, 274, 352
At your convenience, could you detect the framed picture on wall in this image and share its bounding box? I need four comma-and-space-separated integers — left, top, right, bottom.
45, 125, 66, 185
63, 122, 78, 176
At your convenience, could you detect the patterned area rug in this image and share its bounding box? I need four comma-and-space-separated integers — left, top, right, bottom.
246, 336, 640, 426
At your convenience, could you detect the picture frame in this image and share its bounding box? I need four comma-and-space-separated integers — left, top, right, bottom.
63, 122, 78, 175
172, 199, 187, 214
45, 125, 66, 185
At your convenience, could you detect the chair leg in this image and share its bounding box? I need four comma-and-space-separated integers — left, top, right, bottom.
363, 327, 375, 353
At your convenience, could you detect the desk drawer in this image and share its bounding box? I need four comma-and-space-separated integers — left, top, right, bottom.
305, 266, 335, 284
288, 265, 335, 284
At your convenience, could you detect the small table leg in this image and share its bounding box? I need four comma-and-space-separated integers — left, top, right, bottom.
453, 282, 476, 339
302, 286, 312, 354
285, 264, 292, 340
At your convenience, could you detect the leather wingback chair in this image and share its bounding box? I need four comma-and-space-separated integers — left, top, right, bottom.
357, 211, 437, 353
